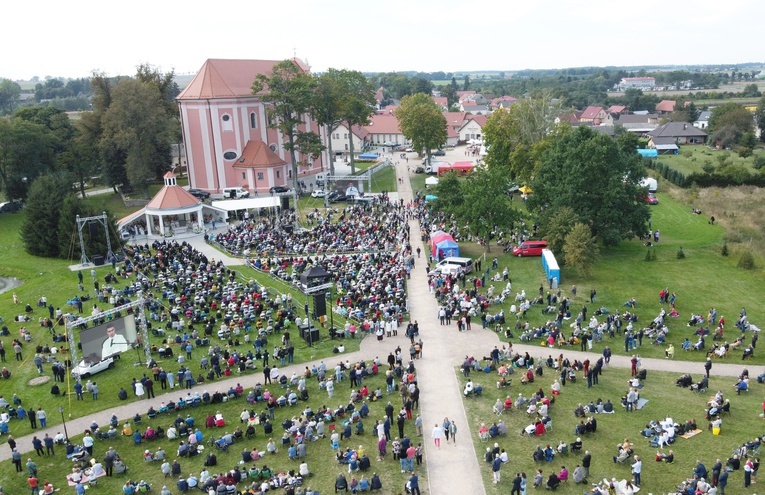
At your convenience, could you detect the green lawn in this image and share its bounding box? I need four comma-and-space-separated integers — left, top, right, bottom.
450, 189, 764, 365
460, 362, 760, 494
0, 361, 425, 495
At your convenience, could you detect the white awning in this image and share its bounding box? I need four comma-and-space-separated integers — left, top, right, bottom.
211, 197, 281, 211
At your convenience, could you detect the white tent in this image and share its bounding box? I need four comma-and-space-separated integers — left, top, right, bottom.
425, 177, 439, 186
211, 196, 280, 212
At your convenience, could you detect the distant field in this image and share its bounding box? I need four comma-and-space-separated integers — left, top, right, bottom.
607, 81, 765, 99
658, 146, 762, 176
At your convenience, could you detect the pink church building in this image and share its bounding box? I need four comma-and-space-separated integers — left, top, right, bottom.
177, 58, 327, 195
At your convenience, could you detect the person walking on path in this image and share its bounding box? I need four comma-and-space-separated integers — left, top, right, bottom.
431, 424, 444, 449
449, 420, 457, 444
705, 358, 712, 378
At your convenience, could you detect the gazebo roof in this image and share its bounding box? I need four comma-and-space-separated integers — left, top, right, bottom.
146, 172, 201, 211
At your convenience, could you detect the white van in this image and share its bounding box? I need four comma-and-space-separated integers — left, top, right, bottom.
436, 256, 474, 274
223, 187, 250, 199
428, 264, 463, 277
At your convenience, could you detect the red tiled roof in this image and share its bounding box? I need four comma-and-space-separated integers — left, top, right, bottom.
365, 114, 401, 134
178, 59, 305, 100
234, 140, 287, 168
456, 91, 476, 97
433, 97, 448, 107
466, 115, 488, 127
655, 100, 676, 113
443, 112, 467, 128
580, 106, 604, 120
607, 105, 627, 114
146, 185, 201, 210
491, 95, 518, 105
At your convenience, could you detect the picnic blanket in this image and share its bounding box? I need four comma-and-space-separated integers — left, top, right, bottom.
636, 398, 649, 410
681, 429, 703, 439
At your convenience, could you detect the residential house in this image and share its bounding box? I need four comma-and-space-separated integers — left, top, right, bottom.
616, 113, 659, 134
693, 110, 712, 130
647, 122, 707, 148
579, 106, 612, 126
490, 95, 518, 111
458, 115, 488, 142
432, 96, 449, 111
607, 105, 628, 116
363, 114, 407, 146
456, 90, 476, 103
617, 77, 656, 90
177, 58, 326, 196
460, 102, 489, 114
655, 100, 677, 114
329, 123, 370, 156
555, 113, 581, 125
374, 87, 385, 109
443, 112, 468, 134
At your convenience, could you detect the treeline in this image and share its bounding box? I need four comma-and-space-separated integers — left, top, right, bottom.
647, 158, 765, 188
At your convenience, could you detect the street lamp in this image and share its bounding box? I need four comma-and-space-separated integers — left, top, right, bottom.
59, 406, 69, 442
325, 291, 334, 338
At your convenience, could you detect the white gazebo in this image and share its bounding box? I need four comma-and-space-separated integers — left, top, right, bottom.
117, 172, 228, 238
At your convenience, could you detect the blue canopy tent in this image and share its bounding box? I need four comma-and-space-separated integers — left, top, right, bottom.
358, 152, 379, 160
435, 239, 460, 258
425, 195, 438, 202
637, 149, 658, 158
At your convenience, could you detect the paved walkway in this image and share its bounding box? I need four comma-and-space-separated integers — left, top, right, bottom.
2, 162, 753, 495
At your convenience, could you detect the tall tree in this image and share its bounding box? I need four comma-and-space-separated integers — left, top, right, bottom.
432, 166, 519, 252
100, 78, 173, 197
252, 60, 325, 197
0, 118, 55, 200
314, 69, 375, 175
0, 79, 21, 115
529, 126, 649, 247
709, 102, 755, 148
483, 93, 562, 182
563, 222, 599, 275
395, 93, 447, 166
21, 173, 74, 257
755, 95, 765, 143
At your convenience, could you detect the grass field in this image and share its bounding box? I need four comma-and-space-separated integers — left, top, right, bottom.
0, 358, 425, 495
460, 361, 762, 494
657, 147, 763, 177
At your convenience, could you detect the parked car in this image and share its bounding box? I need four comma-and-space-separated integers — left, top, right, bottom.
512, 240, 549, 257
270, 186, 290, 194
187, 188, 211, 199
311, 189, 327, 198
328, 192, 348, 203
72, 356, 115, 378
405, 147, 415, 152
414, 166, 425, 174
0, 201, 23, 213
432, 150, 446, 156
646, 192, 659, 205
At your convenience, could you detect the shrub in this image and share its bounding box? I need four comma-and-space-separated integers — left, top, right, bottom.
753, 155, 765, 170
721, 243, 729, 257
644, 249, 652, 262
738, 251, 755, 270
676, 247, 685, 259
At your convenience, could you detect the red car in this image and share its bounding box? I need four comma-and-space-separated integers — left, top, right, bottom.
645, 193, 658, 205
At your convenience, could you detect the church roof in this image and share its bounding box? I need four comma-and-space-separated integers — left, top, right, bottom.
233, 140, 288, 168
177, 58, 307, 100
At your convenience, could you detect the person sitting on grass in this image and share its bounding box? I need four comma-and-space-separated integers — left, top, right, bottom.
545, 472, 560, 490
656, 450, 674, 463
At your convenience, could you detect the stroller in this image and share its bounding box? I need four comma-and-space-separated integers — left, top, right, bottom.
691, 376, 708, 393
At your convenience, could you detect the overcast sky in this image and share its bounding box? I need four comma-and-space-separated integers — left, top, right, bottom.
3, 0, 763, 81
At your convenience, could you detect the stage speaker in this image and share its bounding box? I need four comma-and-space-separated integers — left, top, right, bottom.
88, 221, 99, 237
313, 294, 327, 317
92, 255, 105, 266
280, 196, 290, 211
